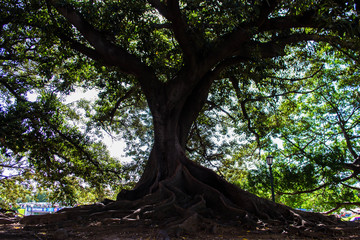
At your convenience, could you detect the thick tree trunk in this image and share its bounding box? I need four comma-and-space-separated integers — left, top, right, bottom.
114, 91, 282, 224
117, 73, 214, 200
117, 104, 191, 200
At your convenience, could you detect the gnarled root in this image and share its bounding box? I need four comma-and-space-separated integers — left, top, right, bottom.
20, 164, 341, 238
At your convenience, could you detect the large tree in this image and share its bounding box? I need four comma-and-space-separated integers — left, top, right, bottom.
1, 0, 360, 232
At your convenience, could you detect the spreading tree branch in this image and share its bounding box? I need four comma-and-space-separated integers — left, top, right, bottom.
148, 0, 198, 66
47, 1, 144, 74
265, 65, 324, 82
206, 100, 236, 122
341, 182, 360, 191
320, 93, 359, 159
324, 202, 360, 215
229, 76, 260, 145
47, 0, 162, 105
278, 174, 355, 196
109, 86, 138, 125
278, 182, 330, 196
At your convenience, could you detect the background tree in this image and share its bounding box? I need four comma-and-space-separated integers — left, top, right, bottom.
0, 0, 123, 203
1, 0, 360, 231
242, 50, 360, 213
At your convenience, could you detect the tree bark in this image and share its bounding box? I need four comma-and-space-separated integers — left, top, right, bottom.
117, 78, 205, 200
115, 74, 281, 223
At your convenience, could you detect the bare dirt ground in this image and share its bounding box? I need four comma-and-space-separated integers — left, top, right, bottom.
1, 218, 360, 240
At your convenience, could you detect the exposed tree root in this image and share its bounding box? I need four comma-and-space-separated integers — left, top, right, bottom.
0, 211, 20, 224
18, 164, 355, 239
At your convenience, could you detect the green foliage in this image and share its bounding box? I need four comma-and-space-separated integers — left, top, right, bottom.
0, 0, 125, 207
233, 46, 360, 212
1, 0, 360, 212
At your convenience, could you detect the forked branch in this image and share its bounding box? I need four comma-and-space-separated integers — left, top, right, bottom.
47, 0, 154, 79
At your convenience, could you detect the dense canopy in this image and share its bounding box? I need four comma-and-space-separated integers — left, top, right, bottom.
1, 0, 360, 234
